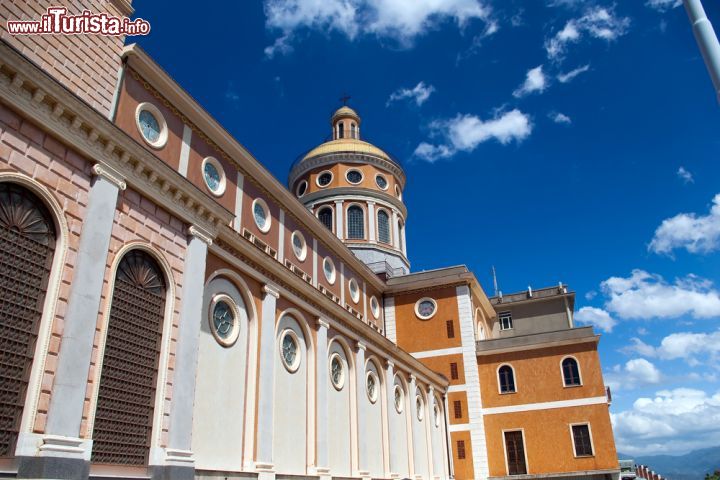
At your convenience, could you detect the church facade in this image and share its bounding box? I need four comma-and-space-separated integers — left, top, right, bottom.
0, 2, 619, 479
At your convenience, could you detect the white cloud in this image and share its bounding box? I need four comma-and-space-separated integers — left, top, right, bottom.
387, 81, 435, 106
557, 64, 590, 83
677, 166, 694, 184
649, 193, 720, 255
600, 269, 720, 320
604, 358, 662, 392
575, 306, 617, 332
513, 65, 547, 98
646, 0, 682, 12
550, 112, 572, 124
545, 7, 630, 60
612, 388, 720, 455
625, 330, 720, 367
263, 0, 494, 56
623, 337, 657, 357
414, 109, 532, 162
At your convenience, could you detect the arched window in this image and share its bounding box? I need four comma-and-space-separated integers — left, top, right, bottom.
92, 250, 167, 465
338, 123, 345, 139
351, 123, 357, 139
562, 357, 581, 386
318, 207, 333, 231
347, 206, 364, 239
0, 182, 56, 457
498, 365, 516, 393
377, 210, 390, 244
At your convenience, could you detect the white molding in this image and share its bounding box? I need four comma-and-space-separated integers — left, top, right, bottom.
189, 225, 214, 245
447, 385, 468, 393
384, 296, 397, 344
92, 163, 126, 190
233, 171, 244, 232
448, 423, 471, 433
278, 209, 285, 263
312, 238, 318, 287
178, 123, 192, 177
412, 346, 464, 359
483, 396, 609, 416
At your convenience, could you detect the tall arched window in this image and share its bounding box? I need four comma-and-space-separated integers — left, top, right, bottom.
347, 206, 365, 239
351, 123, 357, 139
318, 207, 333, 232
377, 210, 390, 244
92, 250, 166, 465
338, 123, 345, 139
0, 182, 56, 457
562, 357, 581, 386
498, 365, 516, 393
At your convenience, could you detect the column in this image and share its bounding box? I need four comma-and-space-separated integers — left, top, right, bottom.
391, 210, 400, 249
334, 200, 344, 240
314, 319, 331, 480
367, 201, 376, 242
426, 386, 437, 480
684, 0, 720, 103
255, 283, 280, 480
401, 222, 408, 257
29, 165, 125, 478
410, 375, 424, 479
385, 361, 400, 478
355, 342, 370, 479
162, 226, 212, 480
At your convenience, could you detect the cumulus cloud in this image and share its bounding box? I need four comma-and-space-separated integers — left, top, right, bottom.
263, 0, 494, 56
624, 330, 720, 367
600, 269, 720, 320
646, 0, 683, 12
649, 193, 720, 255
604, 358, 662, 392
545, 7, 630, 60
557, 64, 590, 83
612, 388, 720, 455
677, 166, 694, 184
413, 109, 532, 162
575, 306, 617, 332
513, 65, 547, 98
550, 112, 572, 124
387, 81, 435, 106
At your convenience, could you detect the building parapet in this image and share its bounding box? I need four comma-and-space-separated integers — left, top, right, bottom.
476, 326, 598, 355
489, 468, 621, 480
491, 284, 574, 309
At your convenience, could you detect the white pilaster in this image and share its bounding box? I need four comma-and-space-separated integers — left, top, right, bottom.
312, 238, 318, 287
385, 360, 397, 477
367, 201, 376, 242
314, 318, 331, 480
256, 284, 280, 478
278, 209, 285, 263
384, 296, 397, 344
233, 171, 244, 232
392, 210, 400, 248
355, 342, 370, 479
178, 124, 192, 177
335, 200, 344, 240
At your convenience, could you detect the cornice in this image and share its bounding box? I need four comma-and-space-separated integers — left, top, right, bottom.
121, 44, 386, 293
0, 41, 233, 237
289, 151, 406, 188
302, 188, 408, 219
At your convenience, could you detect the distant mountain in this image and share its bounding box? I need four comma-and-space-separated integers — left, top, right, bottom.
618, 446, 720, 480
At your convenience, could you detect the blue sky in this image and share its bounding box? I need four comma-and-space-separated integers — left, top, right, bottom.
131, 0, 720, 457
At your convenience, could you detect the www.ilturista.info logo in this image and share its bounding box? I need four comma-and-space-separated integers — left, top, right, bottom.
6, 7, 150, 36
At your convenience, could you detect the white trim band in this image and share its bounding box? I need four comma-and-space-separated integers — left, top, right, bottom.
482, 396, 609, 416
412, 346, 464, 359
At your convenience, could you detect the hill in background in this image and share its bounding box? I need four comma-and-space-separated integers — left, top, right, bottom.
618, 447, 720, 480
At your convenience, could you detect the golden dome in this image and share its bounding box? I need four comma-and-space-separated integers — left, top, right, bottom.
301, 138, 392, 163
331, 106, 360, 124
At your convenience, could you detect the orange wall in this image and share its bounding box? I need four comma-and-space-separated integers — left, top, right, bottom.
478, 342, 606, 408
450, 431, 474, 480
483, 404, 618, 476
394, 287, 461, 353
447, 392, 469, 424
418, 354, 465, 386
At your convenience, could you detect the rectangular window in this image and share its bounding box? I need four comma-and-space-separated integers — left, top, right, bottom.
446, 320, 455, 338
499, 311, 513, 330
453, 400, 463, 419
504, 431, 527, 475
457, 440, 466, 460
450, 362, 459, 380
572, 424, 593, 456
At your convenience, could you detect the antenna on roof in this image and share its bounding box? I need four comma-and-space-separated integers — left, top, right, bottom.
491, 266, 499, 297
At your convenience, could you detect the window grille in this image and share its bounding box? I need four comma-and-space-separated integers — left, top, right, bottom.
347, 206, 364, 239
318, 208, 333, 231
450, 362, 459, 380
499, 365, 516, 393
377, 210, 390, 243
572, 425, 593, 456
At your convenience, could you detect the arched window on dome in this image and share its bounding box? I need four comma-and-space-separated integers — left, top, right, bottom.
318, 207, 333, 232
377, 210, 390, 244
351, 123, 357, 139
338, 123, 345, 139
347, 206, 365, 239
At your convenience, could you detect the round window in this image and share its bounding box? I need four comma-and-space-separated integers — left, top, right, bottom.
370, 296, 380, 319
416, 396, 424, 421
253, 199, 271, 233
376, 174, 388, 190
317, 171, 333, 187
348, 278, 360, 303
346, 169, 363, 184
209, 295, 239, 347
394, 385, 404, 413
135, 103, 167, 149
330, 353, 345, 390
415, 297, 437, 320
280, 329, 301, 372
296, 180, 308, 198
366, 371, 379, 403
291, 231, 307, 261
202, 157, 226, 196
323, 257, 336, 284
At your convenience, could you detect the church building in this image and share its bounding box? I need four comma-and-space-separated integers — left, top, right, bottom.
0, 1, 619, 479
